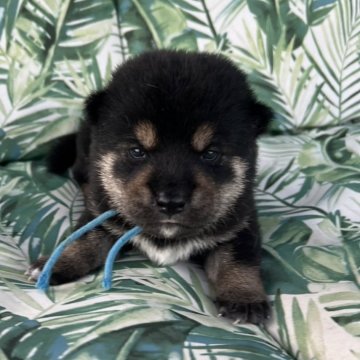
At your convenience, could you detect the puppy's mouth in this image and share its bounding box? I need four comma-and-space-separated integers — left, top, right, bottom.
141, 220, 196, 238
159, 220, 189, 226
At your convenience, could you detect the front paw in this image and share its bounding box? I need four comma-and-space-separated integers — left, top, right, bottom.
25, 256, 49, 282
26, 255, 79, 285
217, 299, 271, 325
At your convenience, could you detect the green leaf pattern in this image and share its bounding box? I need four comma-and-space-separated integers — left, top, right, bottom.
1, 1, 359, 359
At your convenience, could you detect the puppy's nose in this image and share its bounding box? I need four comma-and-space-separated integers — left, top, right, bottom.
156, 191, 186, 216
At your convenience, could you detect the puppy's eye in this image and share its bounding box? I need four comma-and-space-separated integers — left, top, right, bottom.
129, 147, 147, 159
201, 149, 220, 162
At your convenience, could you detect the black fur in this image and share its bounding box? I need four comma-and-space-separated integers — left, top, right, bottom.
34, 50, 272, 324
46, 134, 77, 175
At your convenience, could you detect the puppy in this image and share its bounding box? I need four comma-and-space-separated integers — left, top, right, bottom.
29, 50, 272, 324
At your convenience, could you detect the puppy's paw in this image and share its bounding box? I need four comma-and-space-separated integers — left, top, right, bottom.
25, 256, 49, 282
26, 255, 78, 285
217, 299, 271, 325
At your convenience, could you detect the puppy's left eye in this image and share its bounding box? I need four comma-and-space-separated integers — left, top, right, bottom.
129, 147, 147, 159
201, 149, 220, 162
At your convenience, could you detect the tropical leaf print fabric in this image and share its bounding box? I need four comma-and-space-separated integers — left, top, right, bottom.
1, 0, 359, 359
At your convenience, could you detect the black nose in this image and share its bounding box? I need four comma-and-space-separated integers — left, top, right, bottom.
156, 191, 186, 216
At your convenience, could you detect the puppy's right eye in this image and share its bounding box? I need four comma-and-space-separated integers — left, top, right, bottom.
129, 147, 147, 159
201, 149, 220, 162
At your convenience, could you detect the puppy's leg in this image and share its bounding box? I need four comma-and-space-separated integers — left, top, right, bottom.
205, 228, 270, 324
27, 212, 116, 284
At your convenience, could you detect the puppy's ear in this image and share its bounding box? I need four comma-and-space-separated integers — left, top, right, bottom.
249, 101, 273, 137
255, 102, 273, 136
84, 90, 106, 124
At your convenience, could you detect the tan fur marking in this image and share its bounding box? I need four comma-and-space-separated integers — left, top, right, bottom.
192, 169, 216, 209
214, 157, 247, 220
134, 120, 158, 150
97, 152, 153, 223
192, 123, 214, 152
126, 165, 153, 205
205, 244, 266, 303
97, 152, 125, 209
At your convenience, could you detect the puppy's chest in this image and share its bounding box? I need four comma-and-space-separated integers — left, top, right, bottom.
131, 234, 217, 265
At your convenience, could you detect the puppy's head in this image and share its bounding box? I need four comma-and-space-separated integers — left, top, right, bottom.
86, 50, 272, 239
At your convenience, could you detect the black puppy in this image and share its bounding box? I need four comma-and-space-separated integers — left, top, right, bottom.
28, 50, 272, 324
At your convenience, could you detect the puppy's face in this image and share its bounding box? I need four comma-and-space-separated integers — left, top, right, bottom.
96, 119, 248, 238
87, 51, 271, 239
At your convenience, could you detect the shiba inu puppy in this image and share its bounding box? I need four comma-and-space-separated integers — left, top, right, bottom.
28, 50, 272, 324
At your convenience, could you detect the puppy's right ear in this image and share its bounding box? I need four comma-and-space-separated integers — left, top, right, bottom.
84, 90, 106, 124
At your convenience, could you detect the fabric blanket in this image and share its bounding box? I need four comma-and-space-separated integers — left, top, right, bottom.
1, 1, 359, 359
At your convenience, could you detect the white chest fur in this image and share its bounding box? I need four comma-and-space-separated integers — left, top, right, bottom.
131, 235, 208, 265
131, 230, 237, 266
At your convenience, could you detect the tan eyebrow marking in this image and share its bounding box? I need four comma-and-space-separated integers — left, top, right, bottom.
134, 120, 158, 150
192, 123, 214, 152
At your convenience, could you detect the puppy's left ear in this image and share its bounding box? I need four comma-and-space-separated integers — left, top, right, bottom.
84, 89, 107, 125
251, 101, 273, 137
